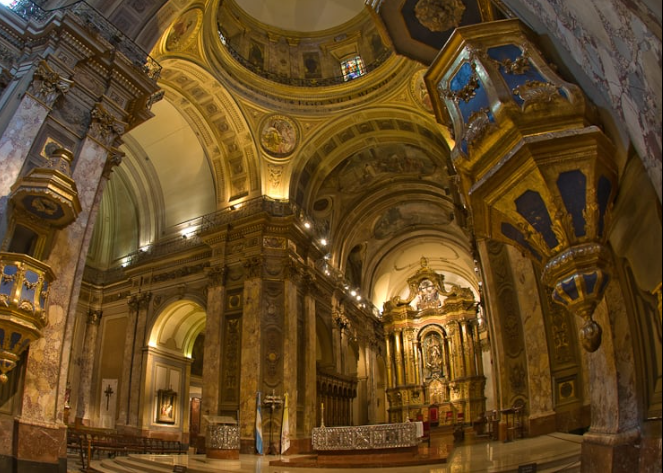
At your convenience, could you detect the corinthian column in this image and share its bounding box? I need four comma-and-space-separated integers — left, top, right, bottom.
74, 309, 102, 426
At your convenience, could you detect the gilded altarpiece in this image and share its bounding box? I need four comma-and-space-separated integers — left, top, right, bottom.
382, 258, 486, 423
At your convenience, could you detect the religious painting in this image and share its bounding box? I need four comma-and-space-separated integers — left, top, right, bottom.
248, 40, 265, 69
303, 52, 321, 78
373, 202, 451, 240
166, 9, 202, 51
319, 144, 439, 196
156, 389, 177, 424
260, 115, 298, 157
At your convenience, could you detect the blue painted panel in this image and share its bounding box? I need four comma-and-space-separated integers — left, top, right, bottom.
557, 170, 587, 237
487, 45, 548, 106
561, 277, 579, 301
0, 264, 17, 296
450, 62, 491, 125
597, 176, 612, 237
10, 332, 22, 350
0, 328, 4, 348
500, 222, 542, 262
552, 290, 565, 304
515, 190, 559, 249
21, 270, 38, 308
583, 272, 598, 295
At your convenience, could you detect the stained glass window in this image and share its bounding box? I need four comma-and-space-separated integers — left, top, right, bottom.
341, 56, 366, 81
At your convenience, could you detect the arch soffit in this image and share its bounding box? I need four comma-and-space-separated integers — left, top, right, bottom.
149, 298, 207, 358
154, 59, 260, 205
117, 134, 165, 245
291, 108, 449, 209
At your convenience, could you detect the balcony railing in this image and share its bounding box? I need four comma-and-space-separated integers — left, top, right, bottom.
6, 0, 161, 81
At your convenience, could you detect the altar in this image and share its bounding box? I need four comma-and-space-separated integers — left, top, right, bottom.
204, 416, 240, 459
311, 422, 423, 466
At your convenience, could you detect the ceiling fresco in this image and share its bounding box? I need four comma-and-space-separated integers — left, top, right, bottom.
316, 144, 445, 198
373, 201, 453, 240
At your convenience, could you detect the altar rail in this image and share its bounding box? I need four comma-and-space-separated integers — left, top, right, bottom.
312, 422, 421, 451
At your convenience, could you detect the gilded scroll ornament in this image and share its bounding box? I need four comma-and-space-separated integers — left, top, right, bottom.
414, 0, 466, 33
464, 108, 493, 144
513, 80, 561, 108
496, 53, 530, 75
441, 63, 479, 103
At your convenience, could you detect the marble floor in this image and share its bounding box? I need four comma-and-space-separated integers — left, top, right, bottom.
83, 432, 582, 472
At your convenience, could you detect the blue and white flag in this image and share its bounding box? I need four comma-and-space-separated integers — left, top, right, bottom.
255, 391, 264, 454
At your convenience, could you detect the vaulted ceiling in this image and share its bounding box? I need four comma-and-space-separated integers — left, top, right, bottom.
79, 0, 661, 313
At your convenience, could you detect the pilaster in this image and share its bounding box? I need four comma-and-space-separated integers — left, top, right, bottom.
75, 308, 102, 426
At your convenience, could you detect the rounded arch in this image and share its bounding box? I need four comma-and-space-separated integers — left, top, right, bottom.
148, 299, 207, 358
150, 59, 261, 207
290, 105, 451, 212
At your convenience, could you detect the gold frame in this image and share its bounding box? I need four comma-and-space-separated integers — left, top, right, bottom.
156, 389, 176, 424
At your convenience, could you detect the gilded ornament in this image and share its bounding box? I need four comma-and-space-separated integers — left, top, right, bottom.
442, 63, 480, 103
464, 108, 493, 144
497, 54, 530, 75
414, 0, 466, 32
513, 80, 561, 108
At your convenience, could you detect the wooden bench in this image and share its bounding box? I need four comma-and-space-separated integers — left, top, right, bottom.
67, 428, 188, 471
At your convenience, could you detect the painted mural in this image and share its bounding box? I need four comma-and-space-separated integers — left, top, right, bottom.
373, 202, 451, 239
319, 144, 439, 195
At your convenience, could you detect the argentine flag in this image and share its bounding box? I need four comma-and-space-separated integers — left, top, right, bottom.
255, 391, 264, 454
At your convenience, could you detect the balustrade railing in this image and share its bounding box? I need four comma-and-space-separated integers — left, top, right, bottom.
6, 0, 161, 80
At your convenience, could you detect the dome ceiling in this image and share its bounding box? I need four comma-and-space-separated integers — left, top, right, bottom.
233, 0, 367, 32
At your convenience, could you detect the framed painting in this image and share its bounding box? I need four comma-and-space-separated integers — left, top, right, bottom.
156, 389, 177, 424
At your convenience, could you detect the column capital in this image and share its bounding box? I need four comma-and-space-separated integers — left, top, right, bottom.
205, 265, 227, 287
29, 60, 73, 108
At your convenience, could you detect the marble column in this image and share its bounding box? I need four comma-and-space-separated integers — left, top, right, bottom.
0, 61, 72, 241
14, 136, 123, 468
200, 266, 226, 448
75, 309, 103, 426
581, 280, 641, 471
282, 273, 298, 452
301, 282, 317, 440
238, 276, 262, 451
116, 291, 151, 433
129, 291, 152, 430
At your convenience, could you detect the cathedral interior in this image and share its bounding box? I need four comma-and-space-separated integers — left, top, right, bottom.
0, 0, 661, 471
